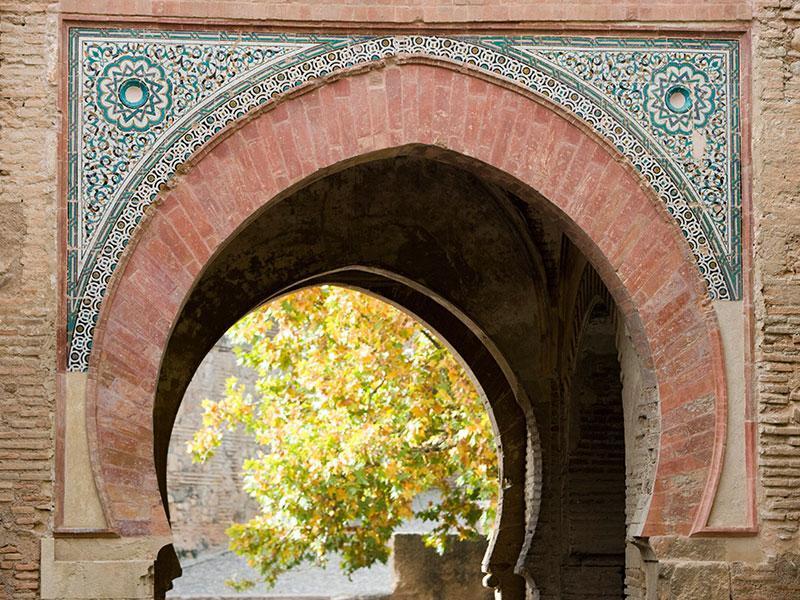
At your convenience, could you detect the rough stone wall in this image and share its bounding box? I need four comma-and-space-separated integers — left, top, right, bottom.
617, 318, 659, 600
0, 2, 58, 599
166, 339, 258, 557
753, 0, 800, 544
386, 534, 491, 600
707, 1, 800, 595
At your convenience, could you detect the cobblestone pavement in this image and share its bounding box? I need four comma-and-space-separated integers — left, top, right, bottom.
168, 495, 438, 599
168, 549, 392, 599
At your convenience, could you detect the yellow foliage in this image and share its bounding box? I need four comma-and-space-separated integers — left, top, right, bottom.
188, 285, 498, 586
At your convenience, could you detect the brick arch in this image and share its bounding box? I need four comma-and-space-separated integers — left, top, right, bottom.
86, 61, 727, 542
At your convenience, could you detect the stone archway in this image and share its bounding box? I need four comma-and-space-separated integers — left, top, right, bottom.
83, 61, 728, 597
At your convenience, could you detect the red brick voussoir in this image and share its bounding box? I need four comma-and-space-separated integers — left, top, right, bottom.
86, 60, 727, 539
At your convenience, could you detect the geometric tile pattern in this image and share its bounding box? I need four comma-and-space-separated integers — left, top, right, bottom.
67, 29, 741, 370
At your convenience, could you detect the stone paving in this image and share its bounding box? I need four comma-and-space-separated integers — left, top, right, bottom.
168, 550, 392, 600
168, 495, 438, 599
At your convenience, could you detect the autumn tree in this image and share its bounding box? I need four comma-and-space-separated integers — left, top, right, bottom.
188, 285, 498, 586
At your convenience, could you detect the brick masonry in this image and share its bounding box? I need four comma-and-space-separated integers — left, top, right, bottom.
750, 0, 800, 574
0, 2, 58, 599
57, 0, 753, 26
166, 339, 258, 557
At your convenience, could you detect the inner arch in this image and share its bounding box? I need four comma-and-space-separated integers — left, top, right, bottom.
154, 157, 547, 596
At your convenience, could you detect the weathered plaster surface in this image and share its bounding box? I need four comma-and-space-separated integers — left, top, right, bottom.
61, 373, 105, 530
708, 300, 750, 528
40, 536, 171, 599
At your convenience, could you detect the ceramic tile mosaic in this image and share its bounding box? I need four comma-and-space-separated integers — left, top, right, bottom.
66, 29, 742, 371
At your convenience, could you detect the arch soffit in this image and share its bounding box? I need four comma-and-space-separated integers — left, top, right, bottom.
85, 61, 727, 539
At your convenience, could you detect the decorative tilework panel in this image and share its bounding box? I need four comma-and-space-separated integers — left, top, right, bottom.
67, 30, 742, 371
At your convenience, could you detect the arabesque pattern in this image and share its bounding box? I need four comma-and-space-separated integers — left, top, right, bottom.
66, 30, 741, 370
